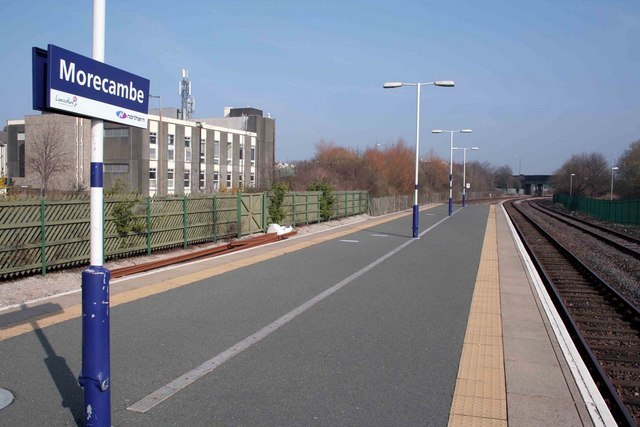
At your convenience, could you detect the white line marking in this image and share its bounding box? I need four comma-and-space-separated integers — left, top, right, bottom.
339, 239, 359, 243
127, 214, 451, 413
371, 234, 388, 237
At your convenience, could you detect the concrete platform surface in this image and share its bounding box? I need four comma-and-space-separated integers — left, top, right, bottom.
0, 203, 604, 425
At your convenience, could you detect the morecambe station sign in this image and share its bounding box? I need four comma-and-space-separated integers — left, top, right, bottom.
33, 44, 150, 128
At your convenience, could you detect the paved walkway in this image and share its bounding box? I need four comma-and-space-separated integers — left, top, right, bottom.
0, 203, 604, 425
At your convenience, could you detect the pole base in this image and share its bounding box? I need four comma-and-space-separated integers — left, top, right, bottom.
80, 266, 111, 426
412, 204, 419, 238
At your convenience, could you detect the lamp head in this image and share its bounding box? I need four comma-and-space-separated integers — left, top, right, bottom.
460, 129, 472, 133
612, 166, 619, 170
471, 147, 479, 150
383, 82, 403, 89
432, 130, 444, 134
434, 80, 455, 87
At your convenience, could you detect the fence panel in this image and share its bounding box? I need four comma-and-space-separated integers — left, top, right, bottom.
186, 196, 217, 245
553, 193, 640, 225
45, 200, 92, 268
369, 195, 411, 216
0, 200, 45, 276
0, 190, 371, 278
240, 193, 264, 235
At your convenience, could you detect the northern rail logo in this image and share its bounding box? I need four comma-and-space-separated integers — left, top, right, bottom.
115, 110, 146, 125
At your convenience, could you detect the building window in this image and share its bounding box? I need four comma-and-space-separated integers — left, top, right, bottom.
200, 138, 206, 163
168, 134, 175, 161
213, 171, 219, 191
250, 147, 255, 165
104, 164, 129, 173
250, 173, 255, 187
105, 128, 129, 138
184, 170, 191, 192
18, 138, 25, 177
239, 142, 244, 160
227, 141, 233, 165
184, 136, 192, 163
199, 171, 205, 190
149, 167, 157, 190
226, 173, 232, 188
213, 140, 220, 164
149, 132, 158, 160
168, 168, 175, 190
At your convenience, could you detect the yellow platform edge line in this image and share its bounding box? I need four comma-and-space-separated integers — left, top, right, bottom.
448, 205, 507, 426
0, 206, 433, 341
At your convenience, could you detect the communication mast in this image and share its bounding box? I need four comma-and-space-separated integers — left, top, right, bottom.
179, 68, 195, 120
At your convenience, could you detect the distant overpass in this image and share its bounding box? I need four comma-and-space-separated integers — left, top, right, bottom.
517, 175, 552, 196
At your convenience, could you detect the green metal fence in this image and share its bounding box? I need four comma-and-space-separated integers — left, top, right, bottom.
553, 193, 640, 225
0, 191, 368, 278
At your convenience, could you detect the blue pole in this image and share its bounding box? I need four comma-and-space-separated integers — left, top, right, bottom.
79, 266, 110, 426
448, 131, 453, 216
79, 1, 111, 425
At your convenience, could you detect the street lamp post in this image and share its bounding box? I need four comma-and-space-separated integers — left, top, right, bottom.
453, 146, 479, 207
569, 173, 575, 197
432, 129, 472, 215
149, 94, 163, 196
383, 80, 454, 238
610, 167, 619, 201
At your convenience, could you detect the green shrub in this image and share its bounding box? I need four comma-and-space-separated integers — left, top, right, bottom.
268, 182, 289, 224
308, 181, 335, 220
106, 178, 145, 238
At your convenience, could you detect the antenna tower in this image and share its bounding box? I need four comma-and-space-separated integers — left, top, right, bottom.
179, 68, 196, 119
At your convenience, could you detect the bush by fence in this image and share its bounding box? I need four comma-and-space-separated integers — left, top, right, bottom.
0, 191, 367, 278
553, 193, 640, 225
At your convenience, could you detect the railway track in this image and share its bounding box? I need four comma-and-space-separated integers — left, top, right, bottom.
111, 230, 297, 278
505, 200, 640, 426
531, 201, 640, 259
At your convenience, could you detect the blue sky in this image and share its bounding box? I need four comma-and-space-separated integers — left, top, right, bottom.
2, 0, 639, 174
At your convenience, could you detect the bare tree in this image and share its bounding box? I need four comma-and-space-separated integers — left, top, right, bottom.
26, 117, 70, 197
550, 152, 609, 197
617, 140, 640, 199
493, 165, 514, 192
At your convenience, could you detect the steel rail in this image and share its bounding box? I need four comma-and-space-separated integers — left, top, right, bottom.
531, 202, 640, 258
111, 231, 297, 278
506, 201, 638, 426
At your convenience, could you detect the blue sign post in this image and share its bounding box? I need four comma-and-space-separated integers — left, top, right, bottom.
32, 2, 150, 423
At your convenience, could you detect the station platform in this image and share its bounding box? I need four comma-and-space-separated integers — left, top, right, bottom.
0, 203, 610, 425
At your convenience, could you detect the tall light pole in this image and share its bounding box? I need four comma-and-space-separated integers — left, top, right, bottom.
149, 94, 163, 196
453, 146, 479, 207
515, 155, 522, 195
610, 167, 619, 201
432, 129, 472, 215
569, 173, 575, 197
383, 80, 454, 238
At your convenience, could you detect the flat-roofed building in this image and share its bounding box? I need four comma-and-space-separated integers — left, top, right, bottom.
5, 108, 275, 196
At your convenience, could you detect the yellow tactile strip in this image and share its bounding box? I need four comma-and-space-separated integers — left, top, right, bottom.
449, 205, 507, 426
0, 208, 425, 341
